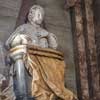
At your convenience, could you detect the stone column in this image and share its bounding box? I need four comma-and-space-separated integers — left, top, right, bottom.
72, 0, 90, 100
83, 0, 100, 99
66, 0, 100, 100
9, 45, 28, 99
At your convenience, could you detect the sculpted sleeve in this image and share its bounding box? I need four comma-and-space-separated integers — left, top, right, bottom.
5, 25, 25, 49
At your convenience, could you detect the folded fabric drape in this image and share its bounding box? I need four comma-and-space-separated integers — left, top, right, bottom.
24, 45, 77, 100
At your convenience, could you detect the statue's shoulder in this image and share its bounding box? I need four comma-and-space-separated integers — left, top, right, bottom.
17, 23, 28, 29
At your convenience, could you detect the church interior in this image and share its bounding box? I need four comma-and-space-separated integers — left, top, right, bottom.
0, 0, 100, 100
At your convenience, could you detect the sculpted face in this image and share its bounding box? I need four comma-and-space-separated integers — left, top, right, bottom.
28, 5, 45, 25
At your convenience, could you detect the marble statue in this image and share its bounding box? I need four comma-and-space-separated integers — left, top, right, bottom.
6, 5, 57, 50
6, 5, 77, 100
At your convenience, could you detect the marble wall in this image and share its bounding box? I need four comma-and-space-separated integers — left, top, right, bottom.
0, 0, 22, 42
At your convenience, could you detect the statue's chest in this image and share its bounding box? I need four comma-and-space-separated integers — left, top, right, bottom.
24, 27, 48, 47
25, 27, 40, 37
24, 25, 48, 36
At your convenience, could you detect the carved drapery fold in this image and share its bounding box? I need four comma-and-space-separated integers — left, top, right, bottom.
25, 45, 77, 100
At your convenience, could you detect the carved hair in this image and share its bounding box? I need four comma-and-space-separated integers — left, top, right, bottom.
28, 5, 45, 21
30, 5, 44, 14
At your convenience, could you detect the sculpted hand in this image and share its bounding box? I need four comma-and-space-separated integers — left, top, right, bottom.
10, 34, 32, 48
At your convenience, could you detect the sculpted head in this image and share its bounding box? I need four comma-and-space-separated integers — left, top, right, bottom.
28, 5, 45, 25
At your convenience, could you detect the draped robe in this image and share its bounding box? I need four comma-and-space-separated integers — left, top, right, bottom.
23, 45, 77, 100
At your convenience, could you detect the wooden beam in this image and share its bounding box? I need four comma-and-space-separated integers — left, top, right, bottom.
70, 0, 100, 100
